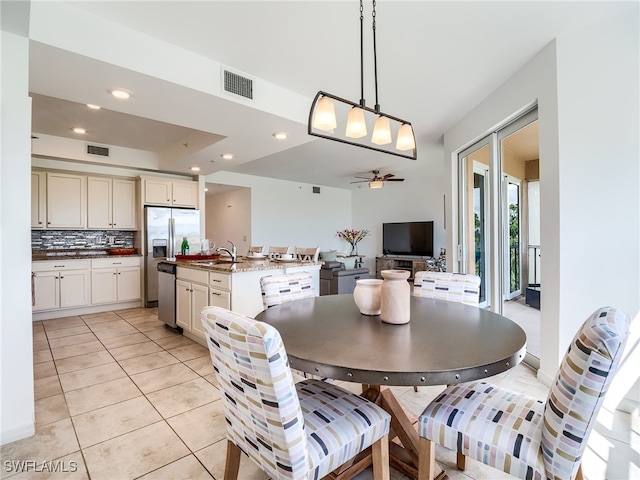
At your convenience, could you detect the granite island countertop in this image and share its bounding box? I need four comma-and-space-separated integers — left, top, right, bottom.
162, 257, 322, 274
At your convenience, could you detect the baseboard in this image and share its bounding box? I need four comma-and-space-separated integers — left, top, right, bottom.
536, 368, 554, 387
32, 301, 142, 321
1, 423, 35, 446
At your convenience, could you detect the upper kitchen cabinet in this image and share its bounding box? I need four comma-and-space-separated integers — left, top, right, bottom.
87, 177, 136, 230
31, 171, 47, 229
46, 172, 86, 229
142, 177, 198, 208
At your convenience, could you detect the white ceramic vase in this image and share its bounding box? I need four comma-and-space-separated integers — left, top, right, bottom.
353, 279, 383, 315
380, 270, 411, 324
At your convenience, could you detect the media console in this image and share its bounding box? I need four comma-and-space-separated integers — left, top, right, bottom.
375, 255, 437, 280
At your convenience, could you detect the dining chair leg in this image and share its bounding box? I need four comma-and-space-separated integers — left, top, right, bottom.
413, 386, 419, 392
418, 436, 436, 480
371, 434, 390, 480
223, 440, 241, 480
456, 452, 466, 470
575, 464, 584, 480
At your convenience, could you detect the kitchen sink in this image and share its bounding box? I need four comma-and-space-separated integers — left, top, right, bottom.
188, 260, 237, 266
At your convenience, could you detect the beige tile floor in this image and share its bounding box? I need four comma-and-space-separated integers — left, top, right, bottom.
1, 307, 637, 479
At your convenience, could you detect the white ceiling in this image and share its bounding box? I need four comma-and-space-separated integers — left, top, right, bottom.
27, 1, 633, 189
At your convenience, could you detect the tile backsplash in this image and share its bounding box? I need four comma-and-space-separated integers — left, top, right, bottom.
32, 230, 134, 250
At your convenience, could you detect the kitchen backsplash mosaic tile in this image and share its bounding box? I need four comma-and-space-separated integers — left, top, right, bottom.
32, 230, 134, 250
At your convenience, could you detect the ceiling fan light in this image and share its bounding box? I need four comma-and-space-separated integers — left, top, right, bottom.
369, 179, 384, 189
312, 96, 337, 131
345, 107, 367, 138
396, 123, 416, 151
371, 116, 392, 145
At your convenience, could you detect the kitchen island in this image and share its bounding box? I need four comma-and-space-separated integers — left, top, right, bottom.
162, 257, 321, 345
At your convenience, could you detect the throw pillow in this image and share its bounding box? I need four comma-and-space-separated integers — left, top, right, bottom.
319, 250, 337, 261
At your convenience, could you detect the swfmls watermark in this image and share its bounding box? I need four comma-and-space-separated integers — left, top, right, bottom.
4, 460, 78, 473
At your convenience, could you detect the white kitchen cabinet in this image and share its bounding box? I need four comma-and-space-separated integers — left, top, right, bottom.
46, 172, 86, 228
31, 171, 47, 229
32, 260, 91, 311
176, 267, 209, 341
87, 177, 137, 230
171, 181, 198, 208
143, 177, 198, 208
91, 257, 141, 304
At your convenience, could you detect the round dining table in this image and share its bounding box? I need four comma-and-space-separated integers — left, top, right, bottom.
256, 294, 527, 480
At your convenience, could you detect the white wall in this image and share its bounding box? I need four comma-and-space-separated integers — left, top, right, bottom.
1, 29, 35, 443
205, 172, 352, 254
352, 141, 447, 273
443, 9, 639, 407
205, 188, 252, 253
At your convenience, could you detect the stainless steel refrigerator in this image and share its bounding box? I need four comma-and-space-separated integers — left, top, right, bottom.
144, 206, 200, 307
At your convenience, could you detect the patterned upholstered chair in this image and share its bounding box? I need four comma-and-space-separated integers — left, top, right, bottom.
268, 245, 291, 259
247, 245, 265, 255
294, 246, 321, 262
417, 306, 630, 480
413, 271, 481, 306
260, 271, 316, 309
201, 306, 391, 480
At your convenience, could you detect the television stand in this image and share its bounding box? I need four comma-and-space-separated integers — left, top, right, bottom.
375, 255, 435, 280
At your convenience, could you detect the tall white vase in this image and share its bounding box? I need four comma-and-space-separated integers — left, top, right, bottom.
380, 270, 411, 324
353, 279, 383, 315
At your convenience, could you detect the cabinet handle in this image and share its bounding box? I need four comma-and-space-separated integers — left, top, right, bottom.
211, 292, 221, 296
38, 221, 43, 224
113, 223, 116, 226
32, 272, 37, 277
54, 265, 64, 268
212, 279, 221, 283
60, 276, 64, 279
113, 262, 122, 265
355, 276, 361, 280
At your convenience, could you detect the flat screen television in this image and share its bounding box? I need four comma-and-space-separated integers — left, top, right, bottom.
382, 221, 434, 257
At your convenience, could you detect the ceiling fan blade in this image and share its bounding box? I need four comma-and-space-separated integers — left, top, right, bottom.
354, 176, 372, 180
380, 173, 395, 180
349, 180, 370, 184
386, 178, 405, 182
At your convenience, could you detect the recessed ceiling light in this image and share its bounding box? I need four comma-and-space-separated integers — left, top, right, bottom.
221, 153, 234, 160
109, 88, 132, 99
190, 166, 201, 172
72, 127, 86, 134
86, 104, 101, 110
273, 132, 288, 140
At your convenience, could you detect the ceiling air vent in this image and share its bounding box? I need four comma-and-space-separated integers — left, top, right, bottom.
86, 144, 110, 157
223, 69, 253, 100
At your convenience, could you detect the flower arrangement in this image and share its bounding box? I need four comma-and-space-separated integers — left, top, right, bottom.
336, 229, 370, 256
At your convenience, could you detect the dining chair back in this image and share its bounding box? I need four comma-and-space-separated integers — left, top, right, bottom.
417, 306, 630, 480
200, 306, 391, 480
294, 246, 320, 262
413, 271, 481, 306
260, 271, 316, 309
268, 245, 290, 259
247, 245, 265, 255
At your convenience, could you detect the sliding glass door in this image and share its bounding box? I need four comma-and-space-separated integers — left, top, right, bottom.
457, 108, 540, 366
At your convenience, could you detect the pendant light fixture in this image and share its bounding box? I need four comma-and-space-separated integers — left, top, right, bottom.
308, 0, 417, 160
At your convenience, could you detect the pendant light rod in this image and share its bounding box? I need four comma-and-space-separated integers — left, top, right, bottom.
358, 0, 365, 108
372, 0, 380, 112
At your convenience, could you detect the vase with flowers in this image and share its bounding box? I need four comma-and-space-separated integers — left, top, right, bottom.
336, 228, 370, 256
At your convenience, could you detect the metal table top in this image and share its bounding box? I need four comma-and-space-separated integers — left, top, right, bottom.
256, 294, 527, 387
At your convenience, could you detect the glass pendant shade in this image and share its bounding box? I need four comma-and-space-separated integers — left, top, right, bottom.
371, 116, 392, 145
396, 123, 416, 151
369, 179, 384, 189
345, 107, 367, 138
313, 96, 337, 131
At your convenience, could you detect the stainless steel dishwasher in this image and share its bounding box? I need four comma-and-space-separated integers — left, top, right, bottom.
157, 262, 180, 330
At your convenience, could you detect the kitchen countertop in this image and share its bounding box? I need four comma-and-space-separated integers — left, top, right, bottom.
32, 250, 142, 261
162, 257, 322, 274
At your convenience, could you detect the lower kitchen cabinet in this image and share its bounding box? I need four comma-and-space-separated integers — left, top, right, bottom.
91, 257, 141, 304
32, 260, 91, 312
176, 267, 210, 341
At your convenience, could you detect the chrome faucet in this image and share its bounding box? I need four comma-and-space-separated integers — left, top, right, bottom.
216, 240, 237, 262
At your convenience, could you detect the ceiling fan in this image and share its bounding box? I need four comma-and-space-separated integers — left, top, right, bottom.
350, 170, 405, 189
